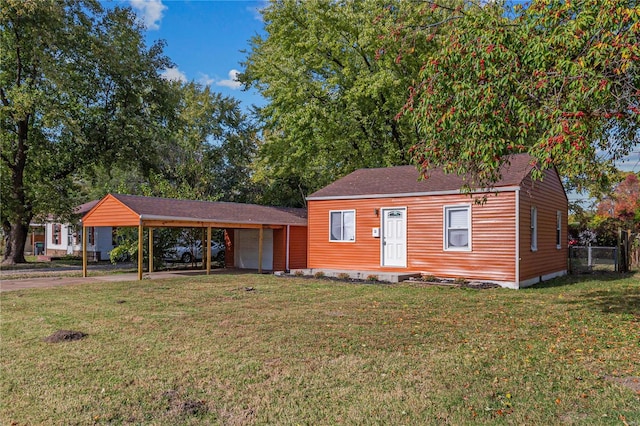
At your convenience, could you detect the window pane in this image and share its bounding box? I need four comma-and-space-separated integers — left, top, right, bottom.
448, 229, 469, 247
343, 211, 355, 241
531, 208, 537, 250
448, 209, 468, 228
330, 212, 342, 241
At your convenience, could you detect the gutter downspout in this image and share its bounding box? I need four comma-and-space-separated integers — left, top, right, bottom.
515, 188, 520, 288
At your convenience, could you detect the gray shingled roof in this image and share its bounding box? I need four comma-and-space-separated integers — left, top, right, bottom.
307, 154, 536, 199
111, 194, 307, 226
76, 200, 100, 216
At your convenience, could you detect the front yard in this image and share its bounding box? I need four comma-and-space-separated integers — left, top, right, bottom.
1, 273, 638, 424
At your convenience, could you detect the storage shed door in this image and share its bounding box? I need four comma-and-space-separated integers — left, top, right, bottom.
234, 229, 273, 270
381, 208, 407, 267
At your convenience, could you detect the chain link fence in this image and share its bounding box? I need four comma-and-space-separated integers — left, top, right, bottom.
569, 246, 618, 273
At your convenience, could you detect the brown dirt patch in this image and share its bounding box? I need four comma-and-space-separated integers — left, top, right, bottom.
161, 389, 209, 417
42, 330, 87, 343
605, 376, 640, 393
409, 278, 501, 289
175, 400, 208, 417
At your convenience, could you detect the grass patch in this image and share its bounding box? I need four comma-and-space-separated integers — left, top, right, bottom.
0, 256, 84, 270
1, 273, 639, 424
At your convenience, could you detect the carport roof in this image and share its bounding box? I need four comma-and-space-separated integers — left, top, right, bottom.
82, 193, 307, 228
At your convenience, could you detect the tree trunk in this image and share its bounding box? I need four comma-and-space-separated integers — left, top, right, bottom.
2, 222, 29, 265
2, 117, 31, 265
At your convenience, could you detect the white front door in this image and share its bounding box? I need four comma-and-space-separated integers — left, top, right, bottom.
381, 208, 406, 267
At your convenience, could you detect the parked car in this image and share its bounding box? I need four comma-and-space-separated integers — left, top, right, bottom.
164, 241, 225, 263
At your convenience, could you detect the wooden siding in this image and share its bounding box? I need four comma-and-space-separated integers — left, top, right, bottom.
266, 226, 307, 271
273, 228, 287, 271
308, 192, 517, 282
288, 226, 308, 270
518, 168, 568, 282
82, 195, 140, 227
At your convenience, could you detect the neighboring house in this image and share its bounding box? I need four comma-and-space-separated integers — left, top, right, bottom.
45, 200, 115, 260
305, 154, 568, 289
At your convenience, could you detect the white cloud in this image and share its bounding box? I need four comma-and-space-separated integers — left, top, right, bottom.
129, 0, 167, 31
216, 69, 242, 90
247, 2, 268, 22
197, 73, 216, 86
161, 67, 187, 83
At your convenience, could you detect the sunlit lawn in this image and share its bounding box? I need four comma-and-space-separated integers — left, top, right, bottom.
1, 272, 638, 425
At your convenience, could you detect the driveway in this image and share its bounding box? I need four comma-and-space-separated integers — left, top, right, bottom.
0, 269, 224, 292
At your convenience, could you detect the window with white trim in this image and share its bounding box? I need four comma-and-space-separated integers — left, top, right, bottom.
556, 211, 562, 249
444, 205, 471, 250
530, 207, 538, 251
329, 210, 355, 242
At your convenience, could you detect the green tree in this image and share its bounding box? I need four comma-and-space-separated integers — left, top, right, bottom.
0, 0, 172, 263
157, 82, 260, 203
242, 0, 453, 206
401, 0, 639, 193
84, 82, 260, 203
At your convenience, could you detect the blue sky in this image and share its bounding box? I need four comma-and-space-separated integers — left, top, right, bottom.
113, 0, 639, 181
112, 0, 267, 109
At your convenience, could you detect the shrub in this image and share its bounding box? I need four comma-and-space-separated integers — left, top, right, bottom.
314, 271, 325, 278
454, 277, 467, 285
293, 270, 304, 277
366, 274, 378, 282
421, 274, 436, 282
337, 272, 351, 280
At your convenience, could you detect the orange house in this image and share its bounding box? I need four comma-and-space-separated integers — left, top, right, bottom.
306, 154, 568, 289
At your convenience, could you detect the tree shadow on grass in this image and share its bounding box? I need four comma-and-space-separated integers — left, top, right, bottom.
568, 288, 640, 317
526, 271, 640, 317
529, 271, 637, 289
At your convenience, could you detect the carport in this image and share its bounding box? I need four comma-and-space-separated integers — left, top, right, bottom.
81, 194, 308, 280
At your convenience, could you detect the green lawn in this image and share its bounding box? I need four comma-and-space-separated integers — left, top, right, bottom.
0, 255, 84, 270
1, 273, 638, 425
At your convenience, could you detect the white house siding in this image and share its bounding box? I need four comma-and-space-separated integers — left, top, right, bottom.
45, 223, 114, 260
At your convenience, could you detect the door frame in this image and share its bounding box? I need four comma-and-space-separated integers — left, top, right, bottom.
380, 206, 407, 268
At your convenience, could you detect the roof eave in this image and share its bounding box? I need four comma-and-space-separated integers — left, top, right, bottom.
306, 186, 521, 201
139, 214, 306, 226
